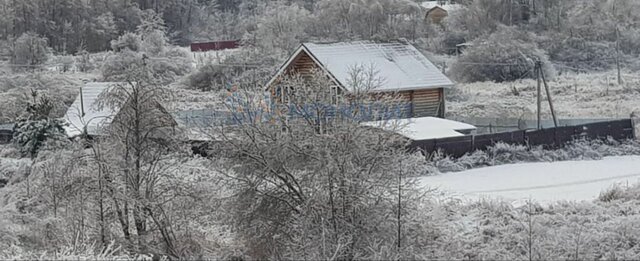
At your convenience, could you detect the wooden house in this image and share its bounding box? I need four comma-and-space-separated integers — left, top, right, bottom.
425, 6, 448, 23
422, 1, 463, 24
265, 41, 454, 118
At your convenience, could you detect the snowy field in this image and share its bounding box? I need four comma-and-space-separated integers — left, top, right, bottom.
447, 71, 640, 119
419, 156, 640, 206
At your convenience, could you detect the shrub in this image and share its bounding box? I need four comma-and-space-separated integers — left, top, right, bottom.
103, 31, 191, 83
75, 49, 94, 72
57, 55, 74, 72
427, 138, 640, 175
550, 38, 615, 71
186, 64, 242, 91
439, 31, 467, 55
450, 27, 554, 83
12, 119, 67, 158
110, 32, 141, 52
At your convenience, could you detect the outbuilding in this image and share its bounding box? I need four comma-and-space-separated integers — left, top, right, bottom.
63, 82, 177, 138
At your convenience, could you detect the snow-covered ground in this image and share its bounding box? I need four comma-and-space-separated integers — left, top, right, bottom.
419, 156, 640, 206
447, 70, 640, 119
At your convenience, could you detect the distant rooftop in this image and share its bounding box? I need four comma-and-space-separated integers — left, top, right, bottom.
299, 41, 454, 92
63, 82, 120, 137
421, 1, 464, 12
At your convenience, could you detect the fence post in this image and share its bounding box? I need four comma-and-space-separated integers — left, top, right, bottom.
632, 112, 640, 140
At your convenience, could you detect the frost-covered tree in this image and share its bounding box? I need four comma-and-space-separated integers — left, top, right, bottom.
12, 90, 66, 158
97, 61, 182, 255
110, 32, 142, 52
102, 13, 191, 83
310, 0, 422, 41
210, 67, 429, 259
253, 2, 310, 56
10, 32, 49, 71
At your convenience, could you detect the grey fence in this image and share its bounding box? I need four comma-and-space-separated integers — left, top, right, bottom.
409, 119, 635, 158
0, 124, 13, 144
447, 116, 623, 134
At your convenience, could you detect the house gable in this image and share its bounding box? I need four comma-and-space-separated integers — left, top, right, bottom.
265, 45, 345, 94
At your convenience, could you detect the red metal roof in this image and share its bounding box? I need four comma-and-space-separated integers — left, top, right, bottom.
190, 40, 240, 52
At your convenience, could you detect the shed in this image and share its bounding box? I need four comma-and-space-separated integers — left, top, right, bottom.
422, 1, 463, 23
63, 82, 177, 138
265, 40, 454, 118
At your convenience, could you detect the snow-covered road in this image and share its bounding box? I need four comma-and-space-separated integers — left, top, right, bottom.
418, 156, 640, 205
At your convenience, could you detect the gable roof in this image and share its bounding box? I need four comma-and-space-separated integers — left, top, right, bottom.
421, 1, 463, 12
425, 6, 447, 16
63, 82, 120, 137
266, 41, 454, 92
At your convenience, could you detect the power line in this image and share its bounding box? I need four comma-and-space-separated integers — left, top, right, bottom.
453, 61, 529, 66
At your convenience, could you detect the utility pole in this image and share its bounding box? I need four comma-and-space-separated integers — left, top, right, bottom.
613, 0, 623, 85
615, 26, 623, 85
540, 65, 558, 128
535, 60, 559, 129
536, 61, 542, 130
397, 169, 402, 250
80, 85, 85, 117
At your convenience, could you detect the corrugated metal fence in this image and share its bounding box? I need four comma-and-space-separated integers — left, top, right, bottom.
0, 124, 13, 144
409, 119, 636, 158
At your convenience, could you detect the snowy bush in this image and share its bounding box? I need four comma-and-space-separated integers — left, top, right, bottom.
57, 55, 74, 73
110, 32, 141, 52
186, 64, 228, 91
103, 25, 191, 84
550, 38, 615, 71
620, 28, 640, 55
599, 183, 640, 202
424, 192, 640, 260
428, 139, 640, 175
450, 26, 554, 83
437, 31, 467, 55
11, 92, 67, 158
75, 49, 94, 73
12, 119, 67, 158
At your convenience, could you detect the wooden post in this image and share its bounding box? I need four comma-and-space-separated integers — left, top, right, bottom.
632, 112, 640, 140
615, 26, 623, 85
80, 86, 85, 117
540, 65, 558, 128
536, 62, 542, 130
397, 169, 402, 250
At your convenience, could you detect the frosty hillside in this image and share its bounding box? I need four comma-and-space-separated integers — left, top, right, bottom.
2, 0, 640, 260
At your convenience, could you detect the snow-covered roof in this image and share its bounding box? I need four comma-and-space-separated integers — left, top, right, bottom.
267, 41, 454, 92
421, 1, 464, 12
305, 41, 454, 91
63, 82, 121, 137
363, 117, 476, 140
